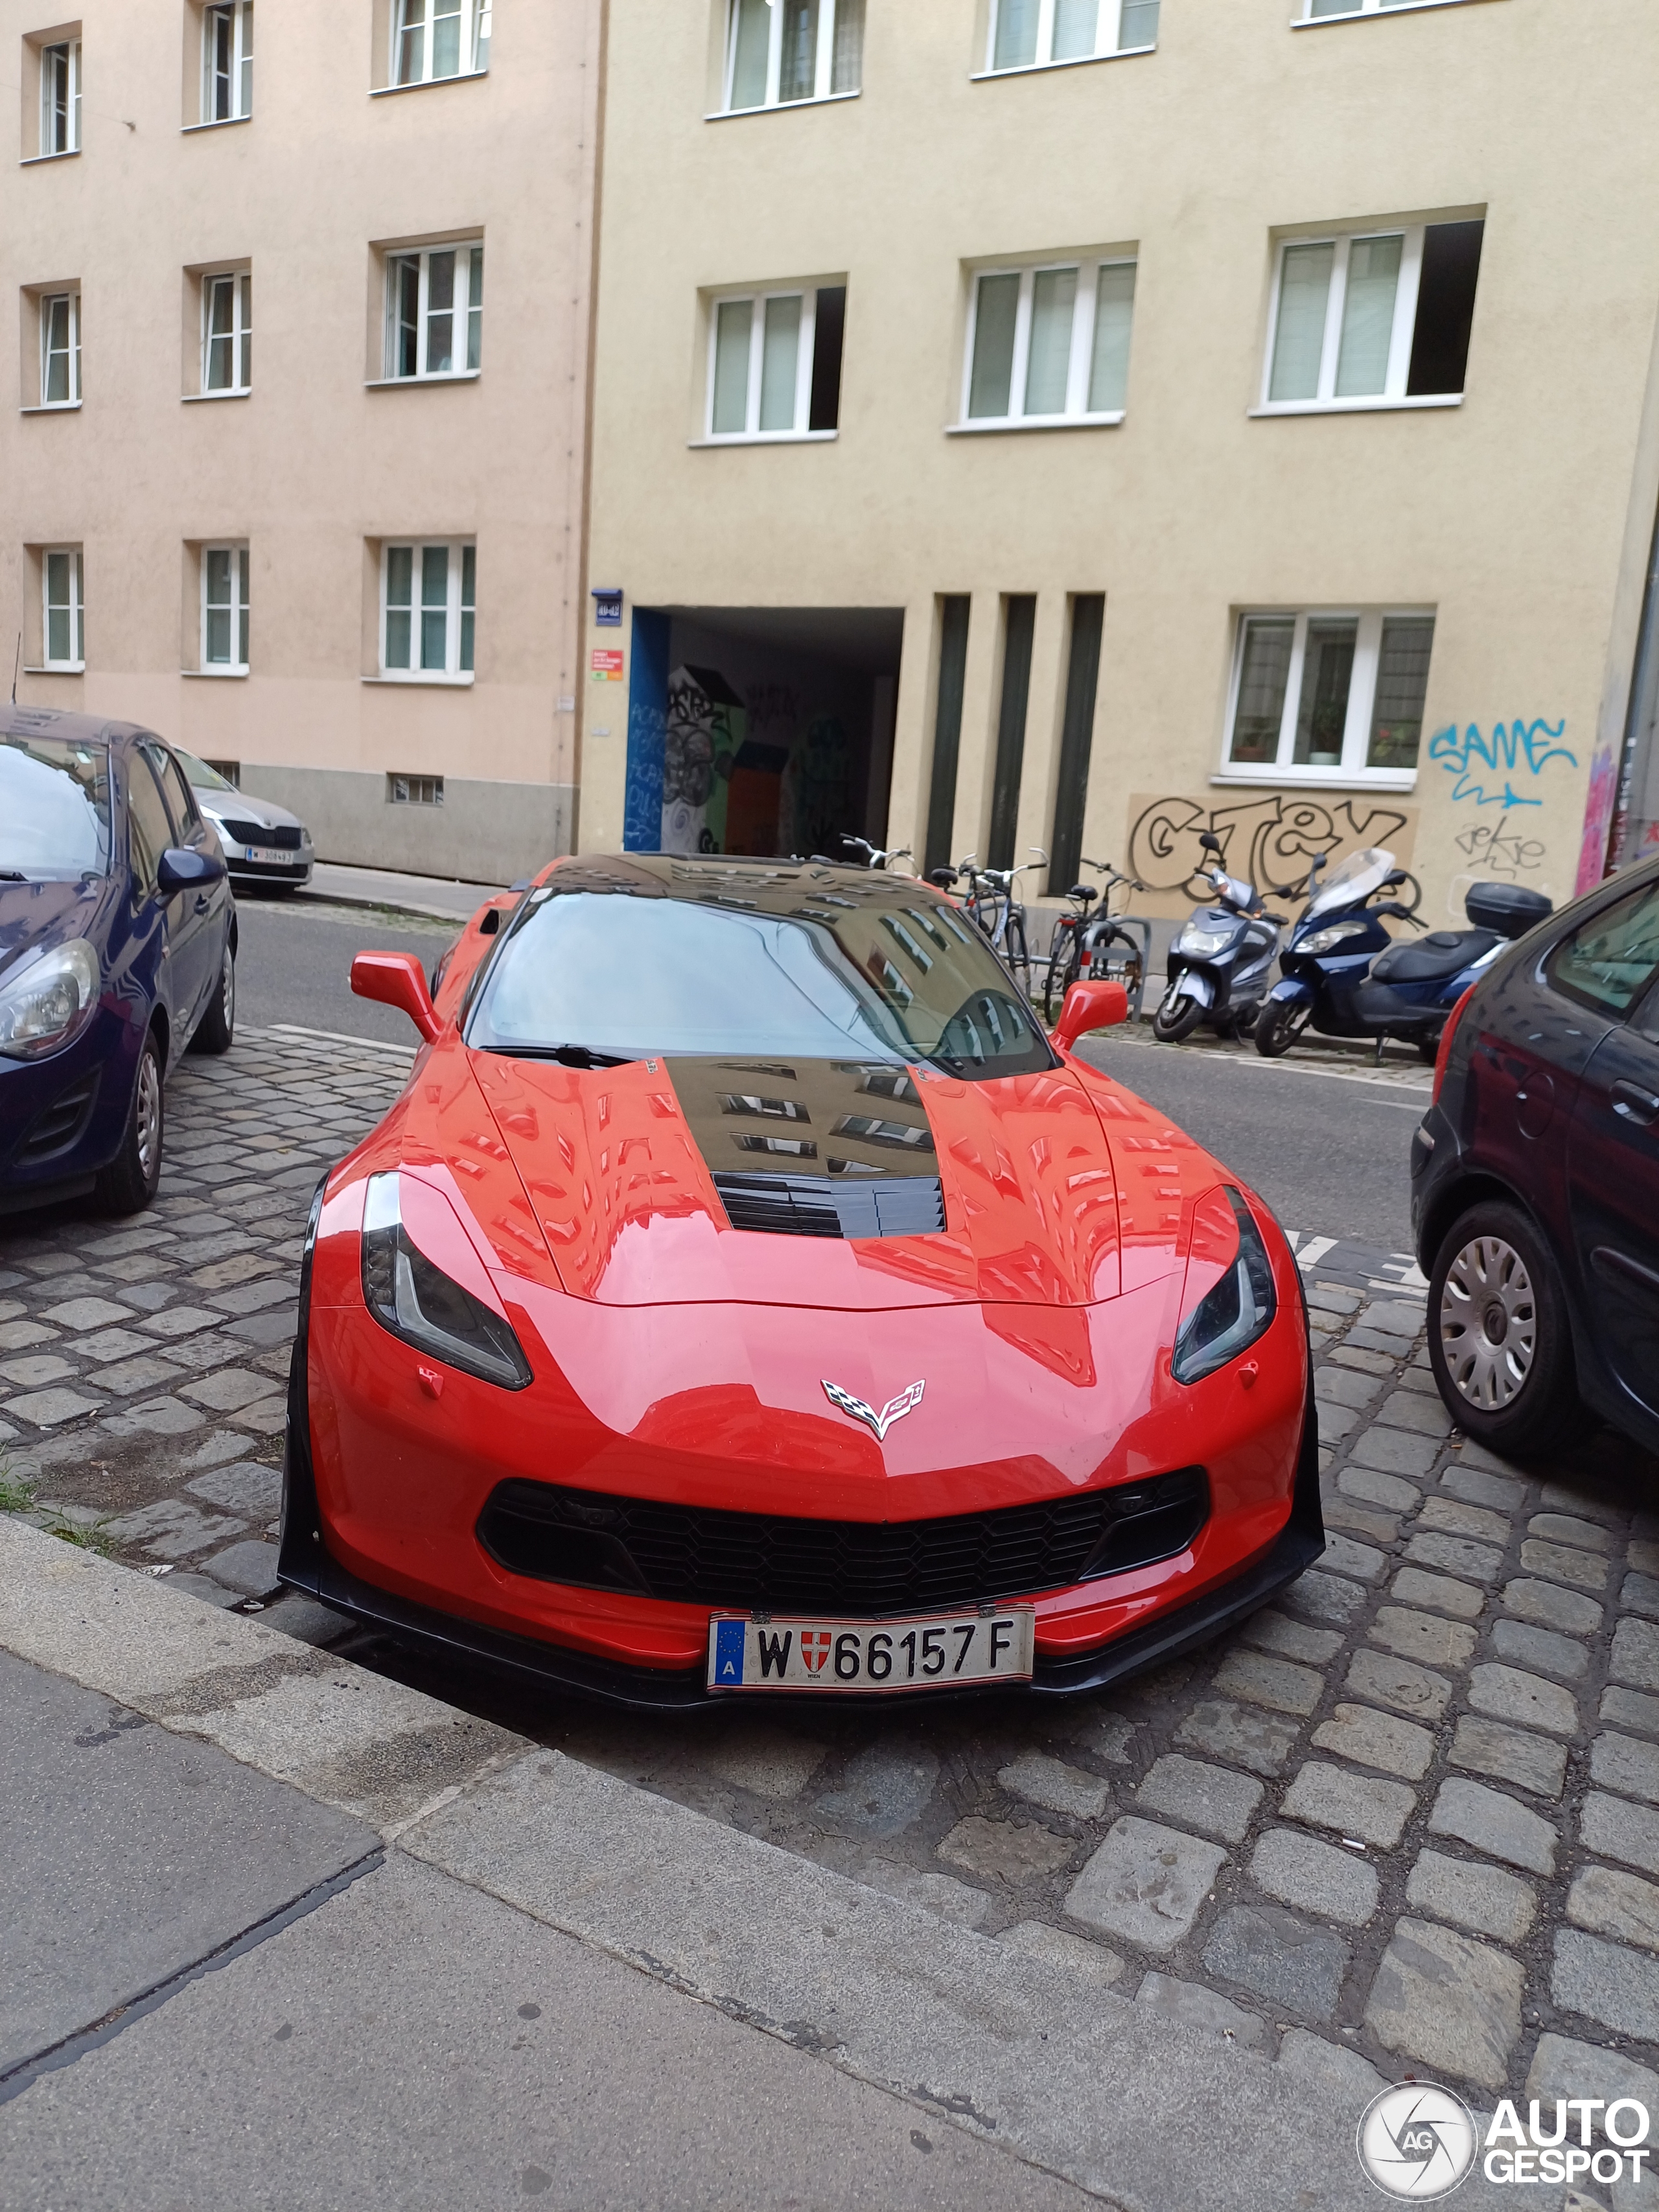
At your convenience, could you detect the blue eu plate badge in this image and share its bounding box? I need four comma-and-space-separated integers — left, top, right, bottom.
713, 1618, 746, 1687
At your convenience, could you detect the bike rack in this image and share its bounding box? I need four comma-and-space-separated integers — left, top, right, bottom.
1111, 916, 1154, 1023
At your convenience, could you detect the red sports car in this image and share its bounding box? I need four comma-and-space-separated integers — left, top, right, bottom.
279, 856, 1321, 1708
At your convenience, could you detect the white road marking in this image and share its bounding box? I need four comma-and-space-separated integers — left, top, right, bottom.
1292, 1235, 1338, 1272
259, 1022, 415, 1060
1098, 1033, 1431, 1104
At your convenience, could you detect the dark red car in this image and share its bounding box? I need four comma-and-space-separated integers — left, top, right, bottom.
279, 855, 1319, 1708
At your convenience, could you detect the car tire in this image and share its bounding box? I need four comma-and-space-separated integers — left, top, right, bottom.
1152, 985, 1204, 1043
190, 942, 236, 1056
94, 1029, 165, 1217
1427, 1201, 1581, 1458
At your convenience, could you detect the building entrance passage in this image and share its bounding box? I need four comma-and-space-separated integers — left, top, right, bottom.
624, 607, 903, 860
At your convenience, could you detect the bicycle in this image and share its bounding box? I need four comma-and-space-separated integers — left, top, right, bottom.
937, 850, 1043, 1002
1041, 858, 1147, 1024
839, 835, 914, 872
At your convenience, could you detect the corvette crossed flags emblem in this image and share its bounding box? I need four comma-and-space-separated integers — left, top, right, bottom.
821, 1378, 925, 1441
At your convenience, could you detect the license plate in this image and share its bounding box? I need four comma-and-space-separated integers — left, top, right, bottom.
706, 1608, 1036, 1694
241, 846, 296, 866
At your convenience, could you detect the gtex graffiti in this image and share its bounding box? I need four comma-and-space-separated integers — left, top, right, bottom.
1128, 793, 1410, 899
1429, 719, 1576, 808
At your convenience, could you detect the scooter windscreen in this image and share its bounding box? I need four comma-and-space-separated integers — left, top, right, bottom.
1305, 847, 1395, 919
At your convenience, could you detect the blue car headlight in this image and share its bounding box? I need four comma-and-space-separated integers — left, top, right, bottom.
0, 938, 100, 1060
1173, 1188, 1278, 1383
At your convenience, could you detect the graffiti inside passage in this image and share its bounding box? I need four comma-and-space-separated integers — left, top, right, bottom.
1453, 813, 1547, 877
1128, 794, 1411, 897
1428, 721, 1576, 808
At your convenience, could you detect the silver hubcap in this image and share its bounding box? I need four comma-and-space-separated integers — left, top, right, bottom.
221, 950, 235, 1029
135, 1050, 162, 1184
1440, 1235, 1537, 1409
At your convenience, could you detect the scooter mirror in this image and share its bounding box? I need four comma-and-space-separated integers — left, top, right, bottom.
1052, 978, 1130, 1052
1199, 833, 1222, 853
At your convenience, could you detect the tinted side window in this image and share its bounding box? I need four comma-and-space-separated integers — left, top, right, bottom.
1545, 881, 1659, 1018
148, 744, 199, 838
127, 757, 175, 898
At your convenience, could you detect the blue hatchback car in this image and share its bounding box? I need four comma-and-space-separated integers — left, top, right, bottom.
1, 706, 236, 1217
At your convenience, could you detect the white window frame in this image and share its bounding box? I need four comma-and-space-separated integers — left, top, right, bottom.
41, 548, 84, 671
1296, 0, 1471, 22
1255, 226, 1466, 415
200, 2, 253, 123
200, 270, 252, 395
38, 292, 82, 408
719, 0, 863, 115
390, 0, 491, 88
1218, 607, 1436, 791
39, 38, 80, 156
702, 288, 829, 443
979, 0, 1157, 76
382, 242, 483, 382
200, 544, 250, 674
377, 541, 476, 682
953, 258, 1136, 432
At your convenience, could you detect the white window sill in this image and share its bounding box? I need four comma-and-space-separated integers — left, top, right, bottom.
183, 388, 251, 403
1293, 0, 1484, 26
1212, 767, 1419, 793
364, 373, 481, 390
369, 69, 489, 98
181, 114, 252, 133
22, 664, 83, 675
1250, 394, 1463, 417
184, 667, 249, 679
689, 430, 837, 448
970, 47, 1154, 81
20, 402, 82, 414
20, 148, 80, 165
363, 673, 476, 687
947, 412, 1124, 435
706, 89, 861, 121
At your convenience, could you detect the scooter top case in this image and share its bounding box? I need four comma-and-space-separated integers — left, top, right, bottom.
1369, 881, 1553, 994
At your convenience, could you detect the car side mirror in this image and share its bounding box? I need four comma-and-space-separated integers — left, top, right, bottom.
351, 951, 442, 1043
157, 846, 226, 896
1052, 978, 1130, 1052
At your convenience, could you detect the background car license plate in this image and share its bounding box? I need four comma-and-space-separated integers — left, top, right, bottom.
243, 846, 292, 865
706, 1608, 1035, 1693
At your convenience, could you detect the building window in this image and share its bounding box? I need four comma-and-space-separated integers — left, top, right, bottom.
38, 293, 81, 406
961, 260, 1135, 428
985, 0, 1158, 73
202, 272, 252, 392
40, 37, 80, 154
382, 542, 475, 679
393, 0, 491, 86
1261, 220, 1483, 412
1301, 0, 1468, 17
706, 285, 844, 439
388, 773, 445, 805
385, 244, 483, 378
202, 2, 253, 122
42, 549, 84, 669
1224, 609, 1435, 782
202, 545, 250, 671
723, 0, 864, 111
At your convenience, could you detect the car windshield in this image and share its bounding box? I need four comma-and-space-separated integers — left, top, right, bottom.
174, 746, 237, 793
0, 735, 111, 881
465, 888, 1055, 1078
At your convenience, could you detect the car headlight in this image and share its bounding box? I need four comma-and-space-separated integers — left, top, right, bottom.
1298, 920, 1369, 955
360, 1170, 533, 1390
1176, 926, 1233, 956
1173, 1188, 1278, 1384
0, 938, 100, 1061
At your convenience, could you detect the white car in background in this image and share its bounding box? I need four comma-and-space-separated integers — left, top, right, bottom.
176, 750, 314, 892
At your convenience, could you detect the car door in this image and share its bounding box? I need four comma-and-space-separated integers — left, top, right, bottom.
124, 747, 180, 1058
141, 739, 217, 1028
1560, 876, 1659, 1427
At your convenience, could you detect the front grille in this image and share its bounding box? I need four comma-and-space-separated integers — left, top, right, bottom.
19, 1074, 99, 1164
222, 818, 303, 849
713, 1170, 946, 1240
476, 1467, 1210, 1614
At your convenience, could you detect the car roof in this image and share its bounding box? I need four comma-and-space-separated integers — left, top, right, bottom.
538, 853, 953, 918
0, 703, 160, 751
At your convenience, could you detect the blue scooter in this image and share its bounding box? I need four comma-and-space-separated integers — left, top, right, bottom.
1254, 847, 1552, 1063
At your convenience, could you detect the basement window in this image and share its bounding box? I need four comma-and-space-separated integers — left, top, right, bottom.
388, 774, 445, 806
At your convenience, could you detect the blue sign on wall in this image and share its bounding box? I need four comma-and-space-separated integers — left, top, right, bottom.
592, 588, 623, 627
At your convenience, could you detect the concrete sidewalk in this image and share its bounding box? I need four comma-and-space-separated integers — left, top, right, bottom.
0, 1520, 1559, 2212
299, 861, 511, 923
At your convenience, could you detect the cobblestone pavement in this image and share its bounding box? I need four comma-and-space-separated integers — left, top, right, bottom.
6, 1026, 1659, 2145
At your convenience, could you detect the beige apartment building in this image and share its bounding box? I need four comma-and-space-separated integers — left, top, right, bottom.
3, 0, 599, 881
582, 0, 1659, 927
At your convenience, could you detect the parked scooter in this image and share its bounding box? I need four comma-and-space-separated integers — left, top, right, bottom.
1152, 833, 1288, 1043
1253, 846, 1553, 1061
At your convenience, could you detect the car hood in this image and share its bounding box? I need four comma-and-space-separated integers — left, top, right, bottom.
0, 876, 108, 984
383, 1043, 1214, 1312
194, 788, 305, 835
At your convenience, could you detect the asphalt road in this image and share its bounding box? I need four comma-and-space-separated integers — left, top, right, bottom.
230, 894, 1417, 1253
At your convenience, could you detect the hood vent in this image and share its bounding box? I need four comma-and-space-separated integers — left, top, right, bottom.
713, 1170, 945, 1240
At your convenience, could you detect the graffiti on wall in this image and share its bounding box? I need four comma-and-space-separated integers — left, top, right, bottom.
1126, 793, 1415, 905
1574, 743, 1619, 894
1452, 813, 1548, 878
1428, 720, 1577, 809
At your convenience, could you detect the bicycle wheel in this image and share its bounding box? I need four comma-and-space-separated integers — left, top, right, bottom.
1004, 909, 1033, 1001
1043, 929, 1082, 1024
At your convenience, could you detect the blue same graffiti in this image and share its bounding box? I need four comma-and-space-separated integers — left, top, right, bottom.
1428, 719, 1576, 808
